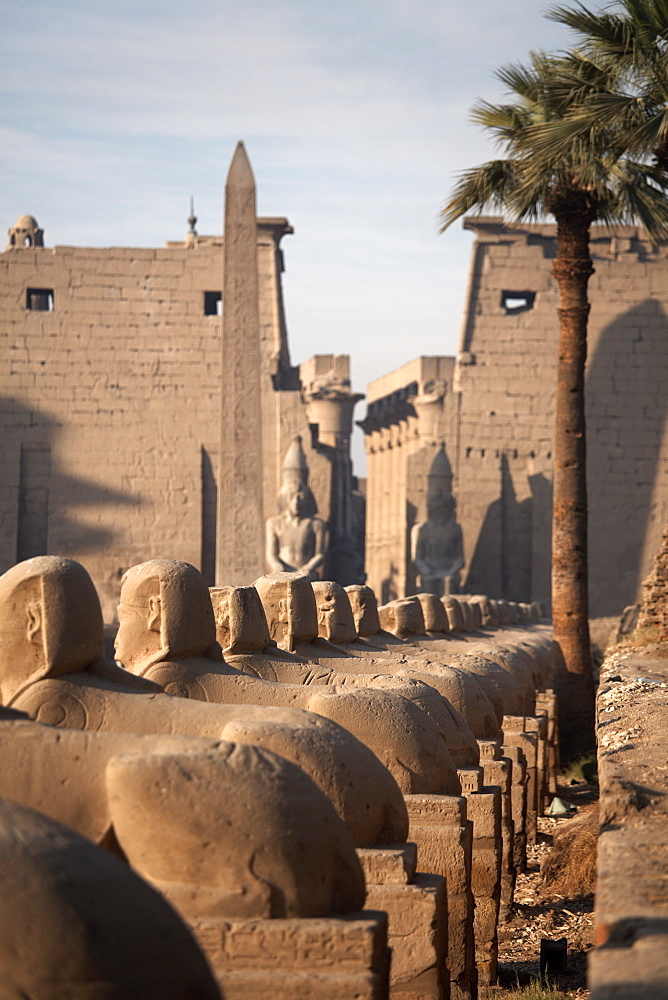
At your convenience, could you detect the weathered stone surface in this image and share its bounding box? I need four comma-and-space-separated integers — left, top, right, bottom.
0, 797, 221, 1000
360, 223, 668, 616
217, 141, 264, 584
193, 913, 390, 1000
637, 523, 668, 636
405, 793, 475, 999
589, 647, 668, 998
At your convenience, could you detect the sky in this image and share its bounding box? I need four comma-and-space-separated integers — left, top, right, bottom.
0, 0, 574, 470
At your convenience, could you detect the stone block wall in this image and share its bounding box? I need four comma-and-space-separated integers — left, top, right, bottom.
455, 218, 668, 617
0, 223, 343, 620
362, 220, 668, 617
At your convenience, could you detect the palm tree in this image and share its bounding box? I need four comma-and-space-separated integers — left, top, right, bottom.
545, 0, 668, 170
440, 50, 668, 755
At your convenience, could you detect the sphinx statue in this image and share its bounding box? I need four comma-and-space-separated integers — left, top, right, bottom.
0, 556, 407, 847
410, 446, 464, 596
250, 572, 479, 767
265, 436, 328, 579
116, 559, 460, 797
211, 576, 469, 775
0, 796, 221, 1000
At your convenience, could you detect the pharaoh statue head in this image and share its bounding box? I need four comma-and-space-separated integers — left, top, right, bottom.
424, 446, 454, 524
277, 436, 318, 518
115, 560, 216, 674
344, 585, 381, 636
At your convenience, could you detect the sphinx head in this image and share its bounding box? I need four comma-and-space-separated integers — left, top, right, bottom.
344, 585, 381, 636
441, 595, 466, 632
253, 572, 318, 651
416, 593, 449, 634
377, 597, 426, 639
0, 556, 103, 705
116, 560, 215, 674
210, 586, 272, 654
311, 581, 357, 644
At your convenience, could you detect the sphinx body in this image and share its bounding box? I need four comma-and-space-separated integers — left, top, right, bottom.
0, 556, 407, 847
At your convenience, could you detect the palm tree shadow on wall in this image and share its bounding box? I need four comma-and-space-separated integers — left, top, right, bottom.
585, 297, 668, 616
1, 398, 138, 570
464, 453, 552, 604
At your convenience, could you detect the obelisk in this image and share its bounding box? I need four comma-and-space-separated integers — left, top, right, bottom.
216, 142, 265, 583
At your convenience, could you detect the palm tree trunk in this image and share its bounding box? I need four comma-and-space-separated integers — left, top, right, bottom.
551, 192, 597, 758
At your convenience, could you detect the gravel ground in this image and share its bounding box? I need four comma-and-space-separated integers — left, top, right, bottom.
488, 797, 597, 999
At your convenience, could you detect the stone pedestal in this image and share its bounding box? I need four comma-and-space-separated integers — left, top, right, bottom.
458, 768, 502, 986
524, 715, 548, 815
535, 689, 559, 794
501, 744, 528, 872
477, 740, 515, 918
405, 794, 475, 1000
358, 844, 449, 1000
503, 719, 539, 844
192, 913, 390, 1000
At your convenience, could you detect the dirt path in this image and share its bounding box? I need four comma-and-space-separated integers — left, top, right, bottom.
482, 785, 597, 999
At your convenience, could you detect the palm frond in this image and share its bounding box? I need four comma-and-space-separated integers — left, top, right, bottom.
439, 161, 520, 231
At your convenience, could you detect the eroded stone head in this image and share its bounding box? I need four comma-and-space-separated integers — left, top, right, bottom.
0, 556, 103, 705
441, 595, 466, 632
210, 585, 272, 654
116, 560, 215, 674
107, 742, 366, 921
312, 581, 357, 644
253, 572, 318, 651
416, 593, 449, 633
378, 597, 426, 639
345, 585, 381, 636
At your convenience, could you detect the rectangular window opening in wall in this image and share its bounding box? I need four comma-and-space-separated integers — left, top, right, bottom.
204, 291, 222, 316
501, 290, 535, 315
26, 288, 54, 312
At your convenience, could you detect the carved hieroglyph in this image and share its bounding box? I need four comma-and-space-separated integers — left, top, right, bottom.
217, 141, 265, 585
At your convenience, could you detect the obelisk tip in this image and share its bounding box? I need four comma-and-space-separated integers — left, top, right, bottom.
226, 141, 255, 191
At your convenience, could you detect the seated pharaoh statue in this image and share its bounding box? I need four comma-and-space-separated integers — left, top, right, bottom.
410, 447, 464, 597
0, 797, 221, 1000
0, 556, 407, 847
265, 436, 328, 580
117, 559, 459, 796
0, 706, 366, 922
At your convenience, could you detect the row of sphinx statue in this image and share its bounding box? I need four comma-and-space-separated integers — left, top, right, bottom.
0, 553, 554, 999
